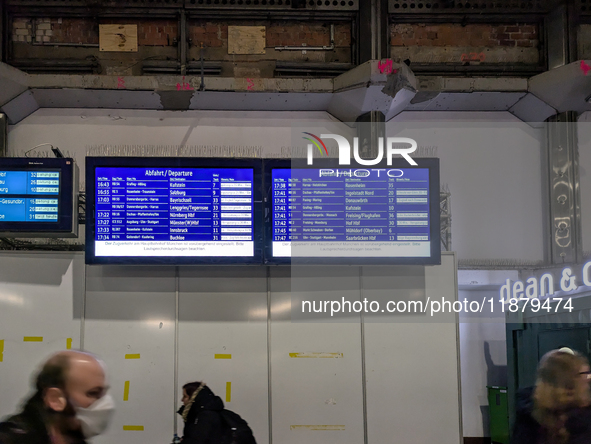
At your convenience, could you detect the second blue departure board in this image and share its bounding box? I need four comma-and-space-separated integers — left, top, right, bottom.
267, 161, 440, 264
93, 167, 255, 258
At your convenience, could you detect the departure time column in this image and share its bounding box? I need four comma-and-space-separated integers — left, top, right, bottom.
95, 175, 113, 241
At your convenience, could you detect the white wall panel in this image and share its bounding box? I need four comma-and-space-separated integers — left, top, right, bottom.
269, 266, 365, 444
84, 265, 176, 444
178, 267, 269, 444
0, 252, 83, 420
7, 109, 547, 263
364, 253, 462, 444
6, 109, 345, 187
390, 112, 545, 263
0, 252, 462, 443
458, 289, 507, 438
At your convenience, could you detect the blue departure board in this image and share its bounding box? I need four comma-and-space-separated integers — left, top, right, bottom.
268, 162, 440, 263
93, 167, 255, 258
0, 170, 60, 222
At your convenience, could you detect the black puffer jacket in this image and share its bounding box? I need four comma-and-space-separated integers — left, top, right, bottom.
0, 395, 86, 444
178, 386, 225, 444
511, 386, 591, 444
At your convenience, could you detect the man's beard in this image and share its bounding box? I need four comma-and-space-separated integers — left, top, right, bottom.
48, 397, 83, 438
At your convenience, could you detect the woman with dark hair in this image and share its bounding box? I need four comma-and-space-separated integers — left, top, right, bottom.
511, 350, 591, 444
177, 382, 224, 444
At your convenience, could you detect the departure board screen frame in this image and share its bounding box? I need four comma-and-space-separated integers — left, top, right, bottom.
0, 158, 78, 238
85, 157, 263, 265
263, 158, 441, 265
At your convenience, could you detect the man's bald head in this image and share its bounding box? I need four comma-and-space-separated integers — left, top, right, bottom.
37, 350, 108, 412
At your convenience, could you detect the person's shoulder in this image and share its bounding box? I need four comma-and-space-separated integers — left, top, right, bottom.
515, 386, 535, 414
0, 415, 40, 444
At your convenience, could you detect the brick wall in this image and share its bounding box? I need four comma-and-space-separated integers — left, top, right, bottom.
13, 18, 349, 49
391, 23, 538, 48
11, 18, 352, 75
266, 23, 350, 47
578, 24, 591, 60
12, 18, 98, 45
12, 18, 178, 46
189, 22, 227, 48
187, 21, 350, 48
103, 19, 178, 46
390, 23, 539, 64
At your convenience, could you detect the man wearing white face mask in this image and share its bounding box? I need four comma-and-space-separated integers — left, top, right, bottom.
0, 350, 115, 444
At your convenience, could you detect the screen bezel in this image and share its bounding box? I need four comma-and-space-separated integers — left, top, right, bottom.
85, 157, 264, 265
263, 158, 441, 265
0, 158, 75, 235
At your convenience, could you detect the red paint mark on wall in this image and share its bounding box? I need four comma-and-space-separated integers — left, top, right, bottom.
461, 52, 486, 62
247, 78, 254, 91
176, 76, 194, 91
378, 59, 393, 74
117, 77, 126, 89
581, 60, 591, 75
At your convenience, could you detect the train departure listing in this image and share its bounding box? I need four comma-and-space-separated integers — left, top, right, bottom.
271, 168, 431, 258
94, 167, 254, 257
0, 171, 60, 222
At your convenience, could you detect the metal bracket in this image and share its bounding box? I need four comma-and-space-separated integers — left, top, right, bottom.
546, 111, 582, 264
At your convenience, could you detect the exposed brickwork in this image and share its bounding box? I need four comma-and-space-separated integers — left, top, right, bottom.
334, 24, 351, 47
12, 18, 98, 44
11, 17, 353, 75
101, 19, 178, 46
390, 23, 538, 48
266, 23, 350, 47
53, 18, 98, 44
13, 18, 350, 50
189, 22, 228, 48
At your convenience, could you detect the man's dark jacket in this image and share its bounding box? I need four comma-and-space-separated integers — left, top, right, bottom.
179, 385, 225, 444
0, 395, 86, 444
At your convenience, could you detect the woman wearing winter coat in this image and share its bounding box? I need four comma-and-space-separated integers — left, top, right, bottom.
177, 382, 224, 444
511, 350, 591, 444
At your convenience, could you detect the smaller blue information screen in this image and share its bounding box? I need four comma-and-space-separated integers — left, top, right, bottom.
0, 171, 60, 222
271, 167, 431, 259
94, 167, 255, 257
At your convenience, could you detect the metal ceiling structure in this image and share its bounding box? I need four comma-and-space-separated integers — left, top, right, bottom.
3, 58, 588, 125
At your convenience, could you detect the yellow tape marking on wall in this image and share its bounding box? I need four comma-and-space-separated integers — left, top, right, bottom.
215, 354, 232, 359
123, 381, 130, 401
123, 426, 144, 431
125, 354, 140, 359
290, 425, 345, 431
226, 382, 231, 402
288, 352, 343, 358
66, 338, 72, 350
0, 340, 4, 362
23, 337, 43, 342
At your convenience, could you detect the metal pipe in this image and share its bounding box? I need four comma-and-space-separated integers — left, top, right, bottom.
180, 9, 187, 76
0, 113, 7, 158
359, 268, 369, 444
275, 24, 334, 51
32, 42, 99, 47
173, 266, 180, 441
266, 266, 273, 444
200, 43, 205, 92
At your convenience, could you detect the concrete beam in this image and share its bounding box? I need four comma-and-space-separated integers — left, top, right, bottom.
529, 60, 591, 113
508, 93, 556, 126
0, 60, 570, 125
330, 60, 417, 122
0, 91, 39, 124
0, 63, 30, 107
